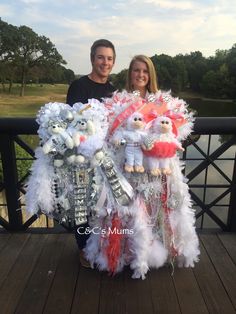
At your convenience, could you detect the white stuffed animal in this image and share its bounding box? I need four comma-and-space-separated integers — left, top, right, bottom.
42, 119, 74, 167
143, 116, 184, 176
67, 111, 95, 164
67, 112, 98, 164
113, 112, 146, 173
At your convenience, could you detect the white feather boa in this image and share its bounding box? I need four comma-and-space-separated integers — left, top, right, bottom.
168, 157, 200, 267
128, 197, 168, 279
25, 147, 55, 215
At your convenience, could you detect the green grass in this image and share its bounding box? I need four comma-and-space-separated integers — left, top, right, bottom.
0, 83, 68, 117
0, 83, 68, 96
0, 84, 235, 118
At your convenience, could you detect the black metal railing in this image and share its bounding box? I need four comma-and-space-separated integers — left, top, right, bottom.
1, 117, 236, 232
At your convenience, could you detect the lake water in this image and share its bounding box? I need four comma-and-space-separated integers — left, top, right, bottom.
185, 98, 236, 117
181, 98, 236, 229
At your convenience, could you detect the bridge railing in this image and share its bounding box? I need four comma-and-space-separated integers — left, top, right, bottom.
0, 117, 236, 231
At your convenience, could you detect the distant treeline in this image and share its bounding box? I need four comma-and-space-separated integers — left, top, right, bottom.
1, 18, 236, 99
0, 18, 75, 96
111, 44, 236, 99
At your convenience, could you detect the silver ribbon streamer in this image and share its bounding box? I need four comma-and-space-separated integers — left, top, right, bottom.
52, 162, 98, 226
100, 153, 134, 206
72, 165, 91, 225
52, 166, 72, 223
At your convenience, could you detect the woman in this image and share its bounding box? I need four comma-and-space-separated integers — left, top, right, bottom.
126, 55, 158, 98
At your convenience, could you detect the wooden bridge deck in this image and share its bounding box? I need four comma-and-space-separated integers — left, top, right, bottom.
0, 232, 235, 314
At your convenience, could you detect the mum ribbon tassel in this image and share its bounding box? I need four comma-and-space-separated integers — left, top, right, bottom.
106, 213, 122, 275
161, 175, 178, 264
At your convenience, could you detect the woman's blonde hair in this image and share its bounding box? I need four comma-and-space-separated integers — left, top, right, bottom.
126, 55, 158, 93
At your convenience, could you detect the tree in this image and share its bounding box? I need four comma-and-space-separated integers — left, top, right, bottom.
87, 43, 236, 99
17, 26, 66, 95
200, 70, 220, 97
226, 44, 236, 97
151, 54, 186, 93
200, 64, 235, 98
184, 51, 208, 92
63, 68, 75, 84
0, 19, 19, 91
110, 69, 128, 91
217, 64, 235, 98
208, 49, 227, 71
174, 55, 188, 91
0, 19, 66, 95
0, 61, 18, 92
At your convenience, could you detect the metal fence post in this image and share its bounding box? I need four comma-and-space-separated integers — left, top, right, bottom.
0, 134, 23, 230
228, 152, 236, 231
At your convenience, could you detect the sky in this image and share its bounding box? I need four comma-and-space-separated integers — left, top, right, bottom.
1, 0, 236, 75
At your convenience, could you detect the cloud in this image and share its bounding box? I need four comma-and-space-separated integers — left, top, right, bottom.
0, 4, 13, 17
0, 0, 236, 74
143, 0, 195, 10
48, 2, 236, 72
20, 0, 45, 3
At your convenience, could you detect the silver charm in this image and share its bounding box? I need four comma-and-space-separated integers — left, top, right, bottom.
147, 93, 156, 102
133, 90, 140, 97
162, 94, 172, 103
143, 134, 157, 150
120, 139, 126, 145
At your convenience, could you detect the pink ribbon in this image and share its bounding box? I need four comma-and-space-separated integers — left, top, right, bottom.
109, 100, 145, 135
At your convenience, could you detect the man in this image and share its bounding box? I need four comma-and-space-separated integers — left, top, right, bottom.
67, 39, 116, 105
66, 39, 116, 267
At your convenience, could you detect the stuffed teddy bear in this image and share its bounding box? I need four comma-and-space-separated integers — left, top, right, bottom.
67, 112, 96, 164
77, 120, 105, 165
42, 119, 74, 167
113, 112, 147, 173
143, 116, 184, 175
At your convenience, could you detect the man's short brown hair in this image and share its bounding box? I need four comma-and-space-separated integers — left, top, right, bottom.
90, 39, 116, 62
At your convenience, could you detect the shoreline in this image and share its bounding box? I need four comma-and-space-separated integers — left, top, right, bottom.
177, 91, 234, 103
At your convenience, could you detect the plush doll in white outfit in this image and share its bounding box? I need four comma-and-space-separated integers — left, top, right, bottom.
113, 112, 146, 173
